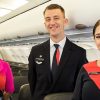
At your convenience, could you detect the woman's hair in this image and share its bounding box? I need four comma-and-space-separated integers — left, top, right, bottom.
93, 19, 100, 37
43, 4, 65, 18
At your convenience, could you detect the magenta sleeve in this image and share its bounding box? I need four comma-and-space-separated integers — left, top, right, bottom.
5, 62, 15, 94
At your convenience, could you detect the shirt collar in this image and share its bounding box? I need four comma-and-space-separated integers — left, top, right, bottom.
50, 36, 66, 48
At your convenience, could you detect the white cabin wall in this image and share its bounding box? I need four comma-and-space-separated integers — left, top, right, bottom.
0, 0, 100, 40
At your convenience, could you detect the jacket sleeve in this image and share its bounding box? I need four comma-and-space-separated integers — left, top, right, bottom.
28, 47, 36, 96
74, 49, 88, 87
5, 62, 14, 94
72, 67, 85, 100
79, 49, 88, 68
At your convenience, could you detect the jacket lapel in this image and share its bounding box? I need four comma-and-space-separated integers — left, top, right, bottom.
52, 38, 72, 84
42, 40, 52, 83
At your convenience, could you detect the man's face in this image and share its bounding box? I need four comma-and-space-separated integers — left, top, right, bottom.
94, 25, 100, 50
44, 9, 68, 37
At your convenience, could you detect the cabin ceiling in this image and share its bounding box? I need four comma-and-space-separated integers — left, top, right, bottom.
0, 0, 100, 41
0, 0, 50, 23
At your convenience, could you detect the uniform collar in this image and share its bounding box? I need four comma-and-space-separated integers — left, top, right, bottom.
50, 36, 66, 49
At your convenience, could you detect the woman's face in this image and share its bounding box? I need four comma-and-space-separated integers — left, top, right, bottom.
94, 25, 100, 50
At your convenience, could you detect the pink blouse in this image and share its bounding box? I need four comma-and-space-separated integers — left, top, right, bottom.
0, 59, 14, 94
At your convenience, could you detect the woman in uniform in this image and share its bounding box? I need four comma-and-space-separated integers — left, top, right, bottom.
72, 19, 100, 100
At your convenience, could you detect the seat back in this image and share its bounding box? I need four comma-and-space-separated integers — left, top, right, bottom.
14, 76, 28, 93
44, 92, 73, 100
18, 84, 32, 100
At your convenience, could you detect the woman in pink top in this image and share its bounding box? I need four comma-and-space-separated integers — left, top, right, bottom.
0, 59, 14, 100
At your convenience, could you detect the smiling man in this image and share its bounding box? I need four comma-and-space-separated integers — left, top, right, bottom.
44, 6, 67, 43
28, 4, 88, 100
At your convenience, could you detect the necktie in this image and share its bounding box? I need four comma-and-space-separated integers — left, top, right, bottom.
52, 44, 60, 80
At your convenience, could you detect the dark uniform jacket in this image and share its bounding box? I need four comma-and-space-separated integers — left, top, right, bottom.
72, 61, 100, 100
28, 38, 88, 100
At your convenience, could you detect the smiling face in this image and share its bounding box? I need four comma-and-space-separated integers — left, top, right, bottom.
44, 9, 68, 41
94, 25, 100, 50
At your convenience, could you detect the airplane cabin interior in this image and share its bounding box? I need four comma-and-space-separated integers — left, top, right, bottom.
0, 0, 100, 100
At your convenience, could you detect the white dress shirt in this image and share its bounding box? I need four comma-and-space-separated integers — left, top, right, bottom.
50, 36, 66, 69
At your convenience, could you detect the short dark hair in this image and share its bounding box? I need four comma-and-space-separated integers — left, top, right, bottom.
93, 19, 100, 37
43, 4, 65, 18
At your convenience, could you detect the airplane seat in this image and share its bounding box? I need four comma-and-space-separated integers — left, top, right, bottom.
18, 84, 73, 100
18, 84, 32, 100
14, 76, 28, 93
19, 69, 28, 76
43, 92, 73, 100
11, 93, 18, 100
11, 67, 24, 76
12, 76, 28, 100
11, 67, 21, 76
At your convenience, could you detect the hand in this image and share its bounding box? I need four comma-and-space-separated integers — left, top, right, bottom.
3, 91, 11, 100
